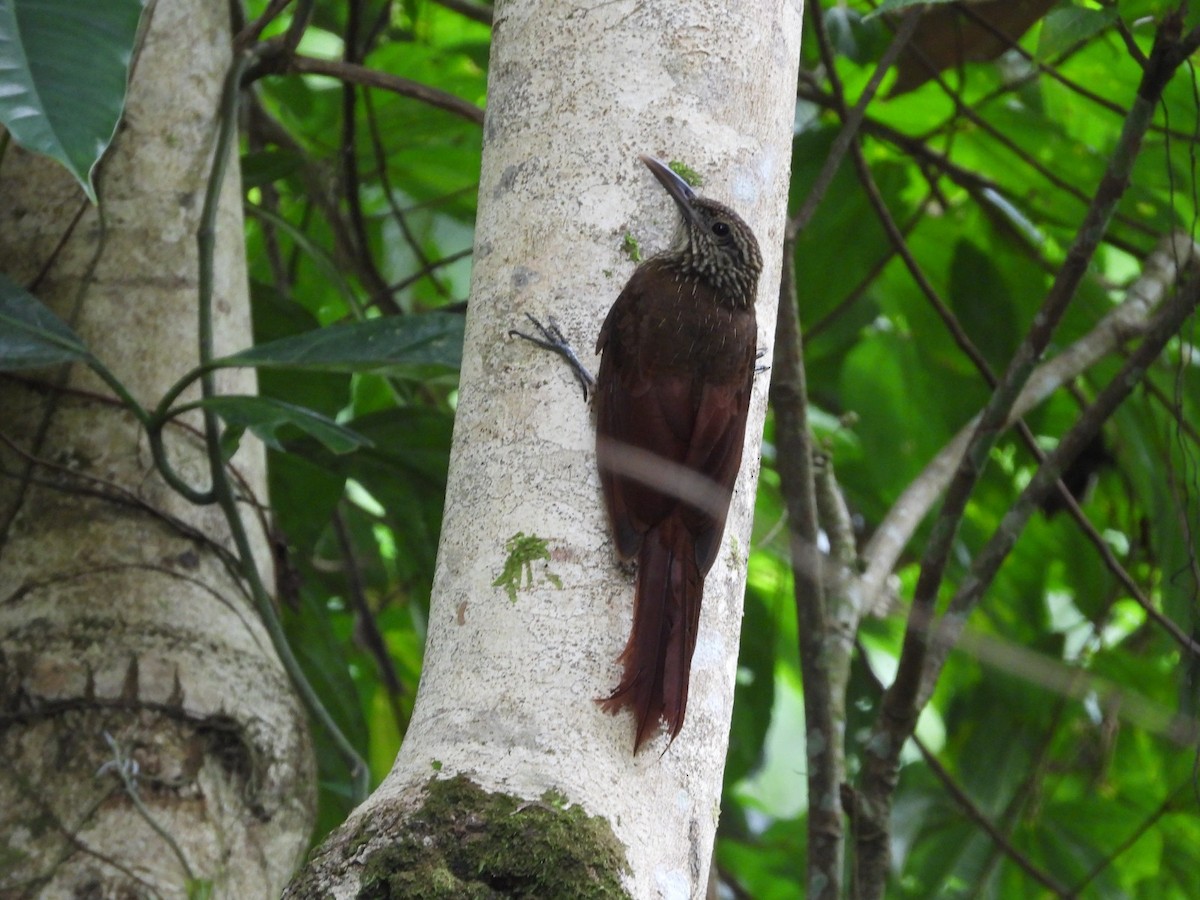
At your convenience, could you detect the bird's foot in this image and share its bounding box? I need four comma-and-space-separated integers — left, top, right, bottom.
755, 346, 770, 376
509, 313, 596, 400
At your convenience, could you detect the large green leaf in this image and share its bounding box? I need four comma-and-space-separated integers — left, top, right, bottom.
0, 0, 145, 202
219, 313, 464, 376
0, 271, 89, 370
1037, 6, 1117, 60
196, 395, 373, 456
250, 279, 354, 419
280, 407, 454, 587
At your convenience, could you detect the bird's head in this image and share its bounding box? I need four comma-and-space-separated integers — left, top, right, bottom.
640, 154, 763, 309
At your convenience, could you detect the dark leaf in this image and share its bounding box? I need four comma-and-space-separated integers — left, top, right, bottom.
219, 313, 464, 376
0, 0, 145, 201
197, 395, 373, 455
0, 272, 89, 370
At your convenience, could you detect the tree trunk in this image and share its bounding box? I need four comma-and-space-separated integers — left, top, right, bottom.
0, 1, 315, 896
287, 0, 803, 895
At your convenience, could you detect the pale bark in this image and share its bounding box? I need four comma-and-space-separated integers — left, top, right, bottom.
288, 0, 804, 896
0, 1, 314, 897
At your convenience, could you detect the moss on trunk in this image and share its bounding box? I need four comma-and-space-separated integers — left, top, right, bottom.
290, 774, 632, 899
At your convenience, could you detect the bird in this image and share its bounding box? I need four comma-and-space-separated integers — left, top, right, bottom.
594, 154, 762, 751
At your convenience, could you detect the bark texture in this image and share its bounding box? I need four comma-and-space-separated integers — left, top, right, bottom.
0, 1, 315, 896
288, 0, 803, 895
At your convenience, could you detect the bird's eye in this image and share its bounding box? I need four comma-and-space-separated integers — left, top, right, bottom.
712, 221, 731, 237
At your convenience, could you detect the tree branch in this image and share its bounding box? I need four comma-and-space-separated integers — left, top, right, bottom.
923, 269, 1200, 705
289, 55, 485, 125
771, 245, 841, 897
338, 0, 396, 313
769, 7, 922, 894
862, 231, 1199, 608
854, 13, 1200, 896
787, 8, 921, 238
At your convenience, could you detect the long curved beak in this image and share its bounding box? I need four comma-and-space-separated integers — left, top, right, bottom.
639, 154, 699, 225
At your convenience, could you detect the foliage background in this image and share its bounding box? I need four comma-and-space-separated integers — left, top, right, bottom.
4, 0, 1200, 896
241, 1, 1200, 895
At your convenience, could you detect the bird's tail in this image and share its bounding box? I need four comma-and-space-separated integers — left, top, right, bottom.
599, 515, 703, 752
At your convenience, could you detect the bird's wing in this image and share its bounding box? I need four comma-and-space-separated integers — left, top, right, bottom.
595, 268, 754, 571
682, 373, 753, 574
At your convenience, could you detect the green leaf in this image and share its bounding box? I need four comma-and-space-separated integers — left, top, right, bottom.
866, 0, 957, 19
0, 0, 146, 202
197, 395, 372, 455
274, 407, 453, 589
948, 240, 1021, 371
218, 313, 464, 376
1118, 0, 1183, 24
249, 280, 353, 419
718, 820, 807, 900
0, 271, 89, 370
241, 149, 305, 189
1037, 6, 1117, 61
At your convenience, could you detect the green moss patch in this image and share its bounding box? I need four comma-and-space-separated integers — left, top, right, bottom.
492, 532, 561, 603
356, 775, 630, 899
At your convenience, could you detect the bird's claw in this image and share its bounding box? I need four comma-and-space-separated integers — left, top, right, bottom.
509, 313, 596, 401
754, 346, 770, 376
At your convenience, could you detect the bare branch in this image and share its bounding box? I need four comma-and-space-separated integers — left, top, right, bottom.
289, 55, 485, 126
855, 13, 1200, 893
861, 233, 1200, 606
769, 6, 923, 894
923, 270, 1200, 701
